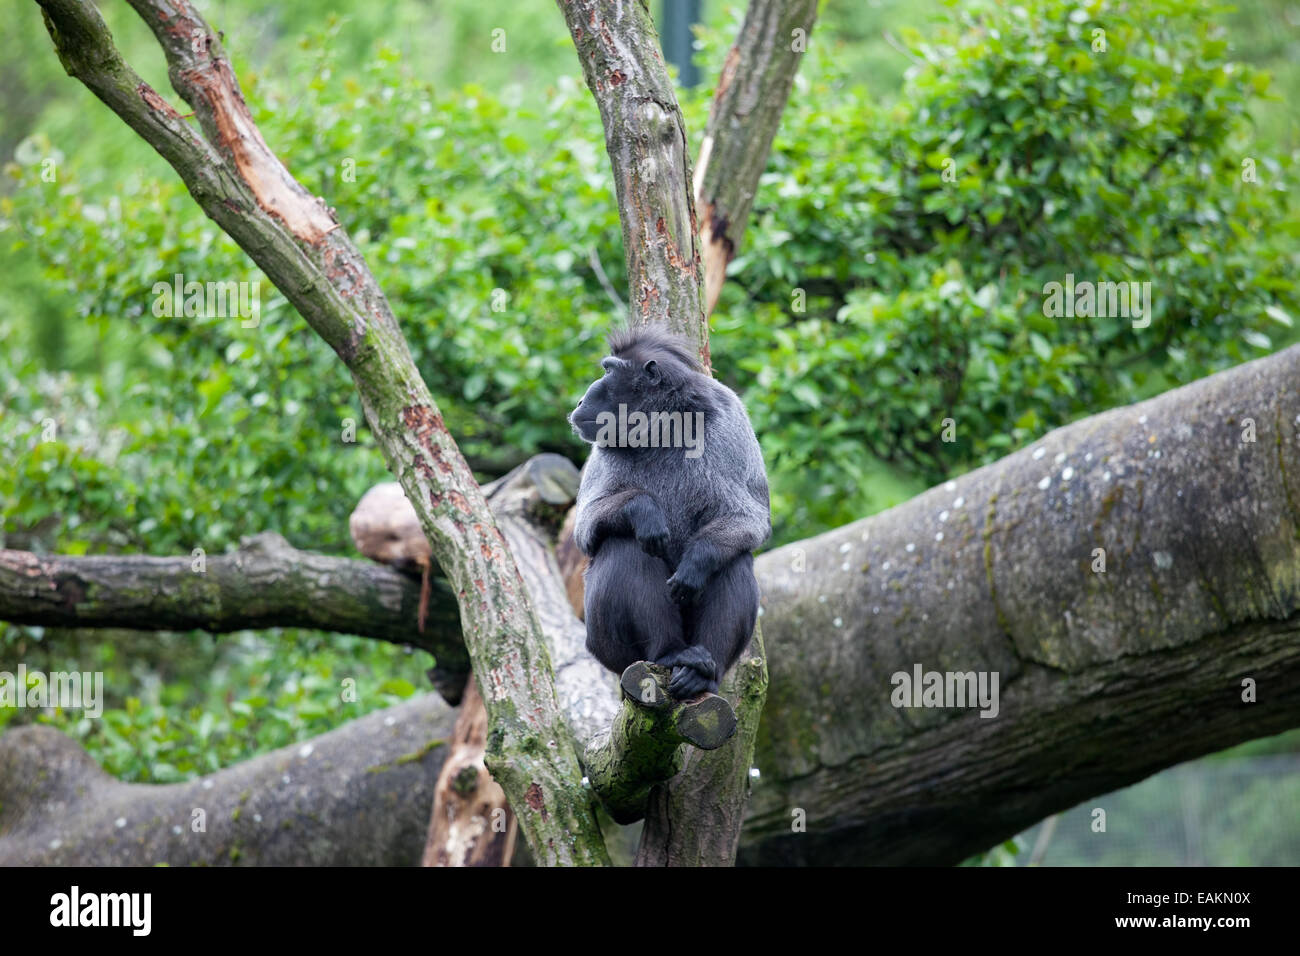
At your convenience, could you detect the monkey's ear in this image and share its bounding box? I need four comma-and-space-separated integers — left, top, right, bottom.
643, 359, 660, 383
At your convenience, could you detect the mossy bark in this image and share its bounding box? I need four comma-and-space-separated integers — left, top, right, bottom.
0, 532, 465, 669
584, 663, 738, 824
34, 0, 608, 865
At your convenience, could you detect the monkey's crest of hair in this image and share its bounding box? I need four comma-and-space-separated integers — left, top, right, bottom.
607, 325, 703, 383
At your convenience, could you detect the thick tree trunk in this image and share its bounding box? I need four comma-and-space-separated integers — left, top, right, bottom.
0, 694, 456, 866
743, 342, 1300, 864
633, 649, 767, 866
8, 346, 1300, 864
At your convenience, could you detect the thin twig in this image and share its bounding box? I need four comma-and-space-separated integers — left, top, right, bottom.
589, 246, 628, 318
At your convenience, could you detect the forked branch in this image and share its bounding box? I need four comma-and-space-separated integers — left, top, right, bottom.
35, 0, 607, 865
585, 662, 738, 823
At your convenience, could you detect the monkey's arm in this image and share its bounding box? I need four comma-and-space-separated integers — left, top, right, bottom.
575, 489, 673, 561
666, 478, 770, 605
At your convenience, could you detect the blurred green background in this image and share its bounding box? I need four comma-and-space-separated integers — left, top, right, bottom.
1, 0, 1298, 863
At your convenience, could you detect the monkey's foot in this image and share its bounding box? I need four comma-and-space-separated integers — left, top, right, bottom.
668, 666, 718, 699
653, 647, 719, 700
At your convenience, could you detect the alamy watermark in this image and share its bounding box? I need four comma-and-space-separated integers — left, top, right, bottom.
592, 404, 705, 459
890, 664, 999, 718
152, 273, 261, 327
50, 886, 150, 936
1042, 274, 1154, 329
0, 665, 103, 718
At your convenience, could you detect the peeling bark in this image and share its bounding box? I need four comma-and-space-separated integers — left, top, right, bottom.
34, 0, 608, 865
421, 677, 518, 866
694, 0, 819, 317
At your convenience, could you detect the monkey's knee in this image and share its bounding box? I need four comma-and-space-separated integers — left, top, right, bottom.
583, 538, 680, 673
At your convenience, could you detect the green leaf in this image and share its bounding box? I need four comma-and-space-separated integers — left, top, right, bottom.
1264, 305, 1292, 328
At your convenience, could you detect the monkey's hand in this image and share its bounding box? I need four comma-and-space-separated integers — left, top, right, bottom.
666, 562, 708, 605
625, 494, 672, 563
637, 524, 672, 563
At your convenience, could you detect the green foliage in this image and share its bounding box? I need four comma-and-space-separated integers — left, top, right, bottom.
1, 53, 622, 557
961, 835, 1025, 867
727, 0, 1298, 491
1, 0, 1297, 781
0, 627, 422, 782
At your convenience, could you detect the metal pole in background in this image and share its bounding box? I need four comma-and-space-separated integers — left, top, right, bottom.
660, 0, 702, 88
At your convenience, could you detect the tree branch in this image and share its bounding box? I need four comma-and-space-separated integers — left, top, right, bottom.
0, 694, 457, 865
35, 0, 607, 865
557, 0, 707, 359
0, 532, 465, 663
694, 0, 819, 317
584, 662, 738, 824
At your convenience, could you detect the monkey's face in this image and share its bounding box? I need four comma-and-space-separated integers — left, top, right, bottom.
570, 355, 662, 444
569, 358, 623, 443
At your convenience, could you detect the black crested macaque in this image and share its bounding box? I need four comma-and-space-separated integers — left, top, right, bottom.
569, 325, 771, 698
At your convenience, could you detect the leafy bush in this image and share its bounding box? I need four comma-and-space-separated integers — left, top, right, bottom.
729, 0, 1298, 504
1, 0, 1295, 776
0, 626, 423, 781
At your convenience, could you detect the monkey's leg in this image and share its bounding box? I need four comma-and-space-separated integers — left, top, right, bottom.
583, 537, 683, 675
675, 554, 759, 697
